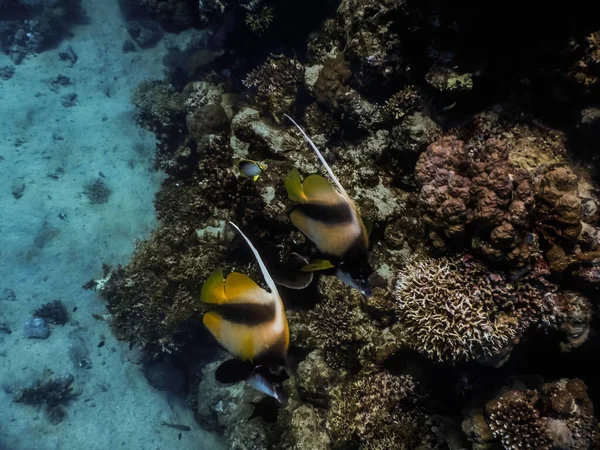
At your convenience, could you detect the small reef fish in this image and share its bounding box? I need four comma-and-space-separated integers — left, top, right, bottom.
161, 422, 192, 431
237, 158, 266, 181
200, 221, 290, 403
283, 114, 374, 297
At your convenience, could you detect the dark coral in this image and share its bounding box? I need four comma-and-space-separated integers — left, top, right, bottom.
83, 178, 111, 204
118, 0, 199, 32
12, 373, 78, 424
242, 54, 305, 123
336, 0, 412, 89
0, 0, 83, 64
326, 369, 430, 449
415, 133, 537, 268
33, 300, 69, 325
534, 164, 583, 272
479, 379, 598, 450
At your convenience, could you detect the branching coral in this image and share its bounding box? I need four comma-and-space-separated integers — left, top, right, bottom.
394, 254, 520, 364
486, 389, 553, 450
568, 30, 600, 89
242, 54, 304, 122
326, 368, 428, 449
482, 379, 598, 450
381, 85, 422, 122
13, 373, 78, 424
245, 5, 273, 35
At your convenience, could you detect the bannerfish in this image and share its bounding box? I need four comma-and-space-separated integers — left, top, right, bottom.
200, 221, 290, 402
215, 358, 288, 404
283, 114, 374, 297
237, 158, 266, 181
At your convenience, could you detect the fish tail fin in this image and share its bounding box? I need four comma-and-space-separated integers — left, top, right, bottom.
229, 222, 279, 296
284, 114, 350, 200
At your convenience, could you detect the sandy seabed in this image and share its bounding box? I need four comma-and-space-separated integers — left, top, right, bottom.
0, 1, 225, 448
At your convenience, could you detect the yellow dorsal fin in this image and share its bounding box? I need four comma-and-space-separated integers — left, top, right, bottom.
303, 174, 342, 205
200, 268, 227, 304
225, 272, 270, 304
284, 168, 308, 203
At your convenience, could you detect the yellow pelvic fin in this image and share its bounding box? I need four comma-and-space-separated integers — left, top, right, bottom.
200, 268, 227, 304
301, 259, 335, 272
284, 168, 308, 203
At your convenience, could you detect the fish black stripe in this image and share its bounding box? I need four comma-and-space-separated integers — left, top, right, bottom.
215, 302, 275, 326
292, 202, 354, 225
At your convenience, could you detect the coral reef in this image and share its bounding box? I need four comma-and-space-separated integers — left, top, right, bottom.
394, 254, 523, 365
92, 2, 600, 449
0, 0, 83, 64
466, 378, 599, 450
415, 135, 535, 268
118, 0, 198, 31
243, 54, 305, 123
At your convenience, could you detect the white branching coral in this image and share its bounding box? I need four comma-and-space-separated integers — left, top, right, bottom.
394, 255, 519, 363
